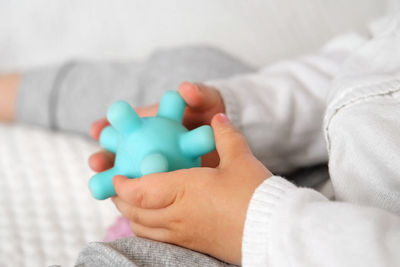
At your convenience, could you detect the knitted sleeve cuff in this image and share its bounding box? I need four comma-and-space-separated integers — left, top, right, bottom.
16, 64, 65, 128
241, 176, 297, 266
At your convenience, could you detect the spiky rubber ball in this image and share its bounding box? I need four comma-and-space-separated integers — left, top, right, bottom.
89, 91, 216, 200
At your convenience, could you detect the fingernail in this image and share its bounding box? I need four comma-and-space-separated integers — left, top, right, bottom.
192, 83, 202, 93
215, 113, 230, 123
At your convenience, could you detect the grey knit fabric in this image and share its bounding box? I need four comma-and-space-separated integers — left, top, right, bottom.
75, 237, 236, 267
17, 46, 254, 135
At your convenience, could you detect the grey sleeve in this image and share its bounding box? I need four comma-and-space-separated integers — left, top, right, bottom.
16, 46, 254, 136
75, 237, 236, 267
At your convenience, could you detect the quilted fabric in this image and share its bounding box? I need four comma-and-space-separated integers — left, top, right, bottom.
0, 124, 119, 267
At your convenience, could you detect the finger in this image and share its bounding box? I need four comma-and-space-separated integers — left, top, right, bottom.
134, 104, 159, 117
112, 197, 172, 228
113, 174, 180, 209
178, 82, 223, 112
90, 118, 109, 140
88, 150, 115, 172
130, 221, 172, 244
211, 113, 251, 168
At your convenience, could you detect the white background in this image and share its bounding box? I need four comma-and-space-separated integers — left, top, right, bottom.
0, 0, 384, 71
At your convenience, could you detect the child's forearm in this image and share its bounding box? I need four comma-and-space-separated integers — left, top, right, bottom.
0, 74, 19, 122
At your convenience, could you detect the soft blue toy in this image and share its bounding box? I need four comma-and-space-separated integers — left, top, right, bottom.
89, 91, 216, 200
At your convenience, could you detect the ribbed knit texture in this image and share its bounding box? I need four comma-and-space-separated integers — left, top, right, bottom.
241, 177, 296, 266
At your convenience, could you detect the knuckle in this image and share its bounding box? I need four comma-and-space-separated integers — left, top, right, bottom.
128, 209, 140, 223
168, 213, 183, 228
165, 213, 191, 245
218, 125, 235, 136
219, 128, 243, 143
131, 190, 145, 207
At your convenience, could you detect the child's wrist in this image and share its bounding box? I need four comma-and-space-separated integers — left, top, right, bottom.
0, 74, 19, 122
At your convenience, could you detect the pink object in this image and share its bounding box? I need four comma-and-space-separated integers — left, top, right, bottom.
104, 216, 134, 242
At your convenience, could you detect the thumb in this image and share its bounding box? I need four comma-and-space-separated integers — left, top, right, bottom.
211, 113, 251, 168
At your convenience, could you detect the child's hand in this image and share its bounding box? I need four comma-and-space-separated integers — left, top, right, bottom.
88, 82, 225, 171
111, 113, 273, 265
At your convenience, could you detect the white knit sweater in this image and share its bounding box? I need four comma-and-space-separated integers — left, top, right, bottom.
209, 7, 400, 267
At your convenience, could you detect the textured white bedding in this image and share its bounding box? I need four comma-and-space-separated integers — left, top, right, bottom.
0, 124, 119, 267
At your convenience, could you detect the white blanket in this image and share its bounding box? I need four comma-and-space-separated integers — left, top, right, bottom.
0, 124, 119, 267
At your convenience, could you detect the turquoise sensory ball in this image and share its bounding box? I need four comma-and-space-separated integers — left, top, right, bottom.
89, 91, 216, 200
